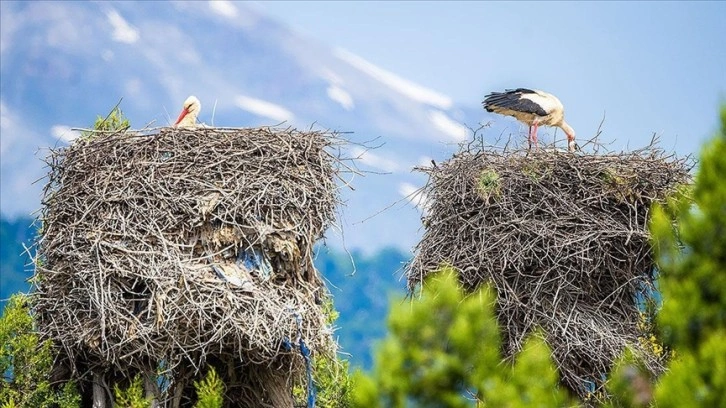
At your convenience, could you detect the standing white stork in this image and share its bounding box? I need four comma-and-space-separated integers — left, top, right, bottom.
173, 95, 201, 128
483, 88, 577, 152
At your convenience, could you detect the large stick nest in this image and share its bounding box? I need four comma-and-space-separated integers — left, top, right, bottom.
406, 140, 692, 399
32, 126, 347, 389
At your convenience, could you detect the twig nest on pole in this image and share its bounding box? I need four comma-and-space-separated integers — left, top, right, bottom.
407, 145, 692, 399
33, 126, 345, 382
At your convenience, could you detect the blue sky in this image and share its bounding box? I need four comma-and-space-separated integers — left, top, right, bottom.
252, 1, 726, 155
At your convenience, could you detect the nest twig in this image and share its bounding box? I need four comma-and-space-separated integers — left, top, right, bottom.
32, 126, 349, 405
407, 137, 692, 399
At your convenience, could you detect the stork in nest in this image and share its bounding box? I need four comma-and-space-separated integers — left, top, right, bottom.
174, 95, 202, 128
483, 88, 577, 152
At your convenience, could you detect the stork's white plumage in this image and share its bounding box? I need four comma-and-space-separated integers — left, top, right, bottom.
483, 88, 577, 152
174, 95, 201, 128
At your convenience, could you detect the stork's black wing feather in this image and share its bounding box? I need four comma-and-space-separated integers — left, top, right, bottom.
482, 89, 547, 116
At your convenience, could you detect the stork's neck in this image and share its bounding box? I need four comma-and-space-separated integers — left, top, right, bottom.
560, 121, 577, 152
559, 121, 575, 141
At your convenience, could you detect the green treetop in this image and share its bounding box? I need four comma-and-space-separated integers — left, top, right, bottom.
644, 105, 726, 407
352, 268, 576, 407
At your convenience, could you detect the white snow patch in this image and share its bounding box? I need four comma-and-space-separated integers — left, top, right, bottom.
350, 147, 401, 173
428, 110, 469, 141
335, 48, 452, 109
399, 182, 428, 210
234, 95, 294, 123
51, 125, 80, 143
106, 9, 139, 44
209, 0, 239, 19
327, 85, 354, 110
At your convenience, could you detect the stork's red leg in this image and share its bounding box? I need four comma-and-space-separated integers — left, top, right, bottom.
528, 125, 534, 149
532, 123, 539, 147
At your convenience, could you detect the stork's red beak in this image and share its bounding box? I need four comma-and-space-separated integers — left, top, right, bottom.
174, 108, 189, 126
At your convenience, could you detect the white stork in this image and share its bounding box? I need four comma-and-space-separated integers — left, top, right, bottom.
483, 88, 577, 152
173, 95, 201, 128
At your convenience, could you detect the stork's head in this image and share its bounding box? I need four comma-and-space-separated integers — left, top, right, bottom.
174, 95, 201, 128
561, 121, 578, 152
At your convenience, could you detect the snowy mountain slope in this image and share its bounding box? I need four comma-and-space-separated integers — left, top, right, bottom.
0, 1, 495, 251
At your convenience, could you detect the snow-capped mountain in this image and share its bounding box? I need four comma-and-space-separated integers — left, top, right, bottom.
0, 1, 489, 251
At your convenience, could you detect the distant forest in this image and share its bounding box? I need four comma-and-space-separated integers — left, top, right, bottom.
0, 217, 38, 303
0, 216, 409, 369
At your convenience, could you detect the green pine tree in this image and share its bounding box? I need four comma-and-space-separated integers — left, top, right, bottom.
0, 294, 81, 408
113, 375, 153, 408
351, 267, 576, 407
194, 368, 224, 408
648, 105, 725, 406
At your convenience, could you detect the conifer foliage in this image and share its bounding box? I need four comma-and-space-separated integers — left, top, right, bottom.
638, 105, 725, 407
352, 268, 575, 407
0, 295, 81, 408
